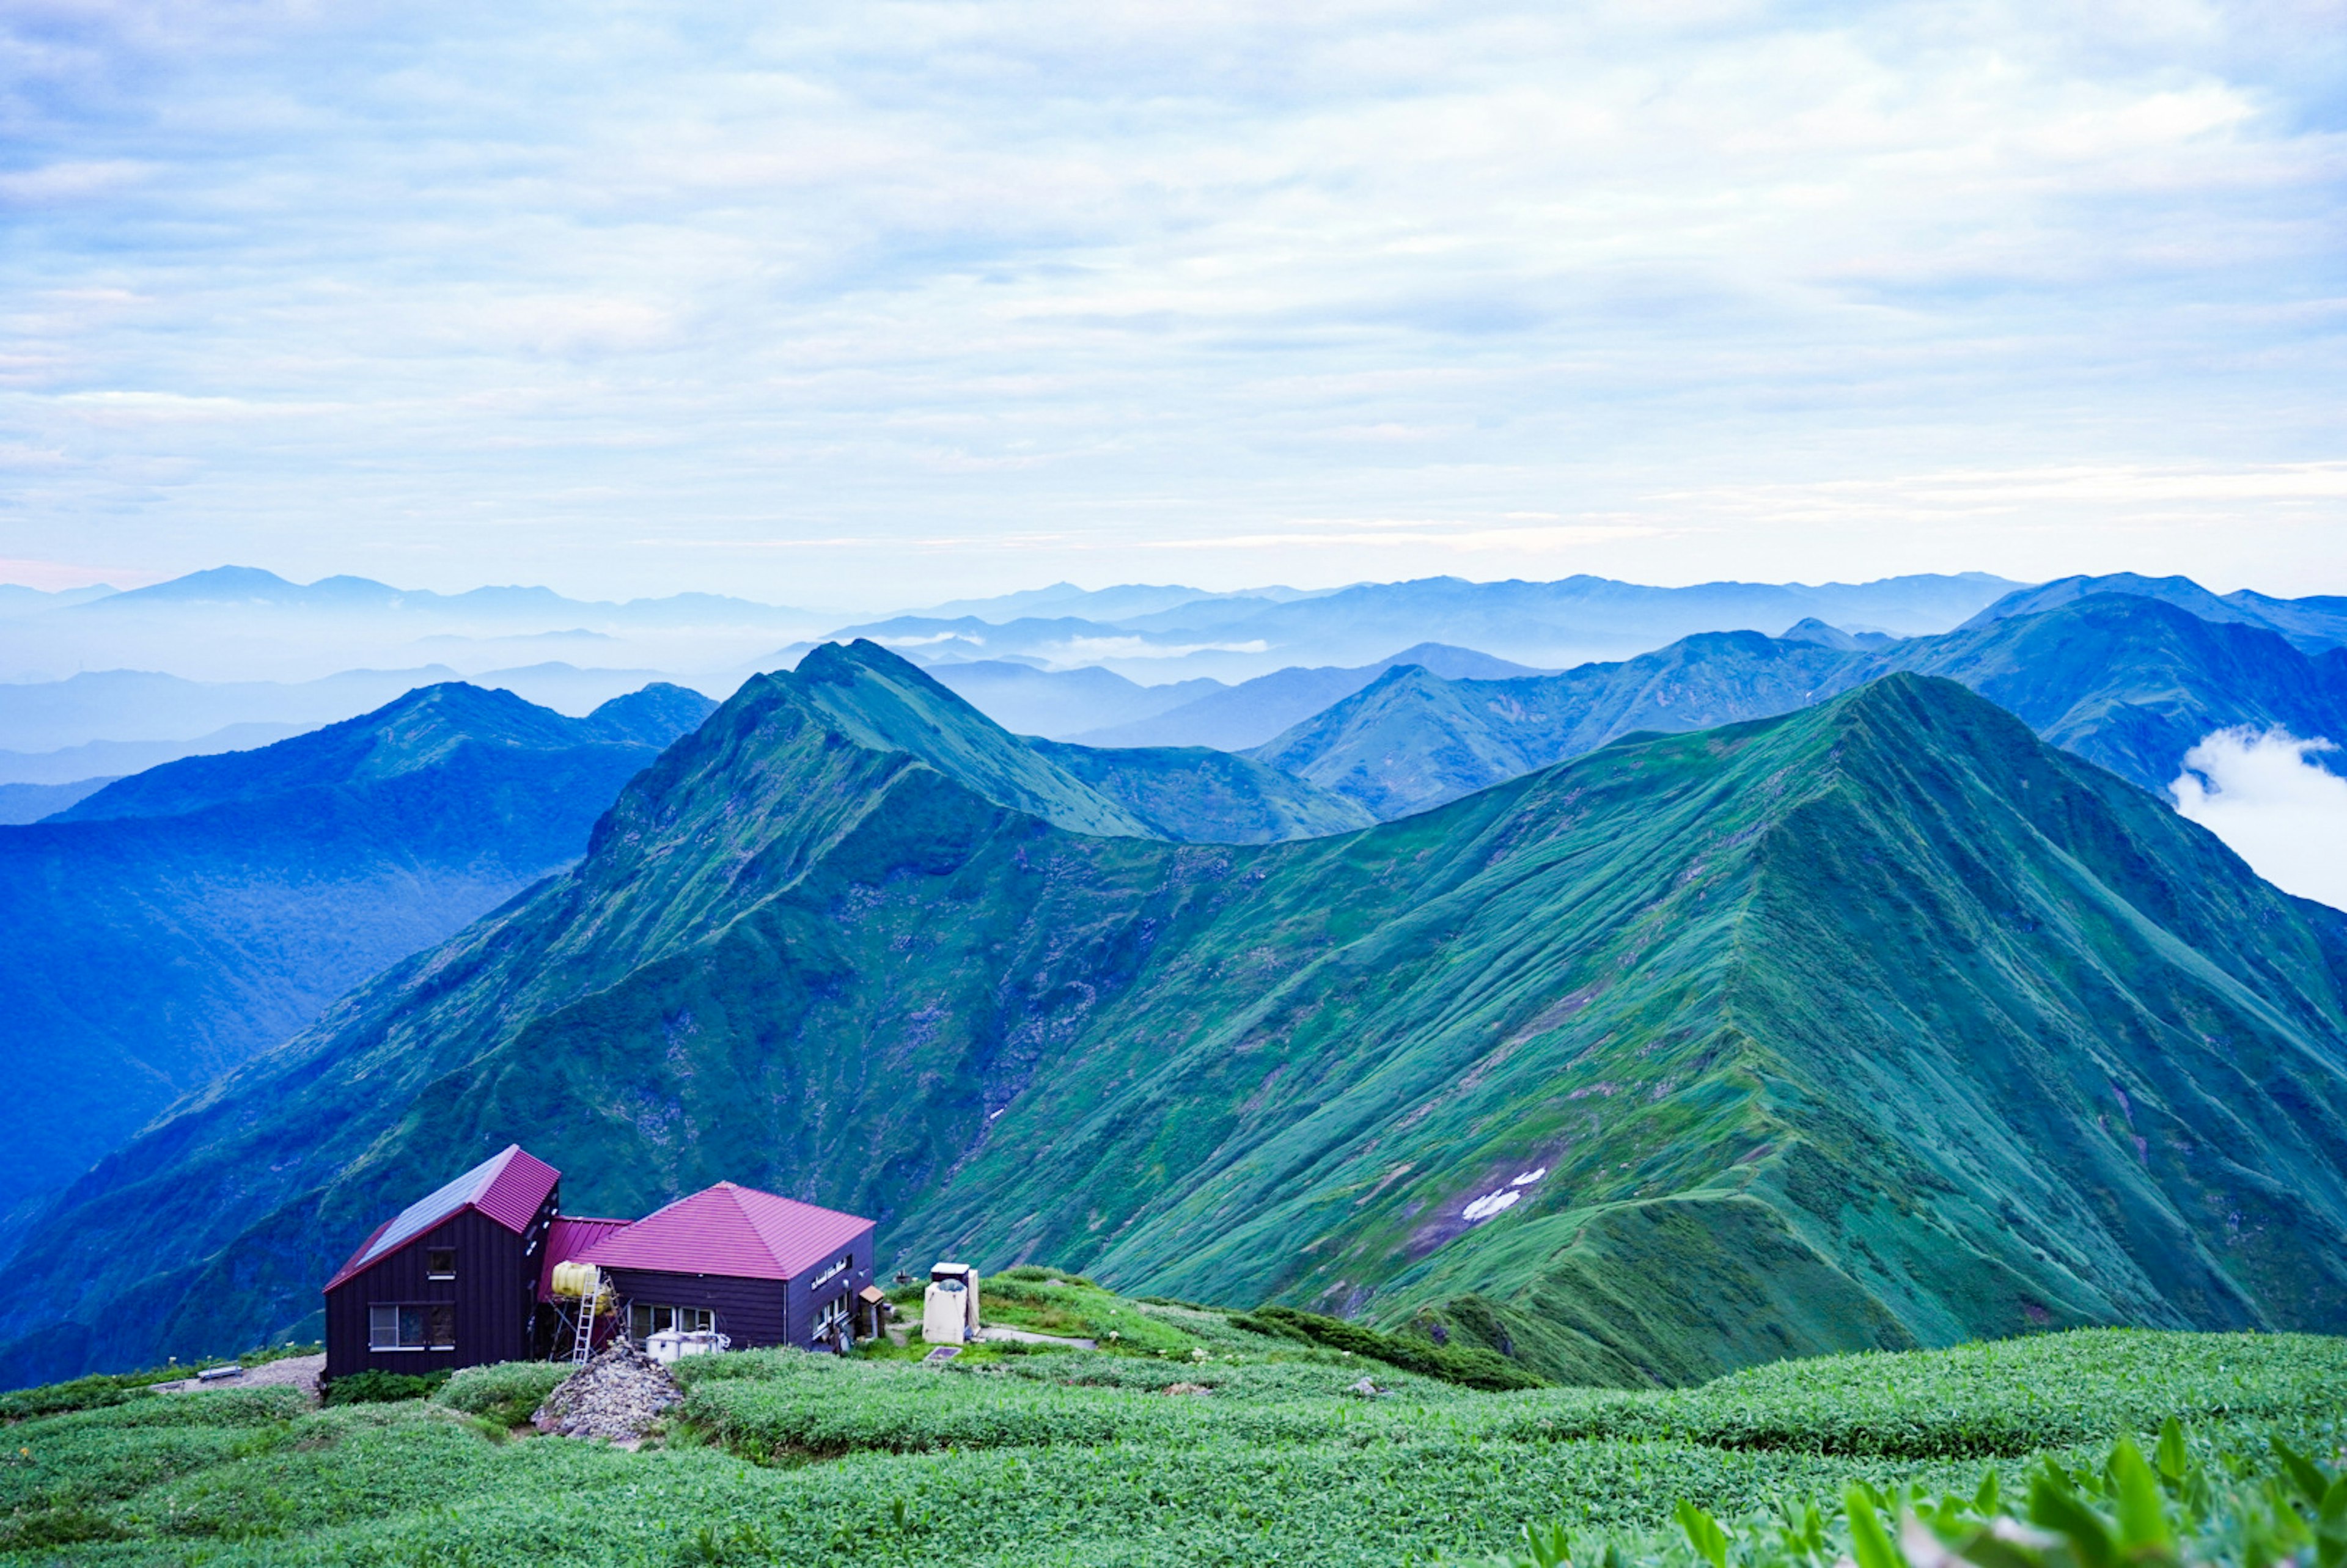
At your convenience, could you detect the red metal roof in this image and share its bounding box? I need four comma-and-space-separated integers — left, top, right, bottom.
537, 1216, 634, 1301
575, 1182, 872, 1281
323, 1145, 560, 1292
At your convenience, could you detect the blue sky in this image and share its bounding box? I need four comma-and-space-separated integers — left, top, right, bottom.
1, 0, 2342, 607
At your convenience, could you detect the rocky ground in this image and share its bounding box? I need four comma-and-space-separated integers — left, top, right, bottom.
532, 1341, 683, 1442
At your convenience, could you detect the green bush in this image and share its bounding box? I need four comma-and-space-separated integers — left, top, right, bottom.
322, 1369, 450, 1407
994, 1264, 1097, 1287
0, 1373, 155, 1422
1240, 1305, 1550, 1391
436, 1361, 570, 1426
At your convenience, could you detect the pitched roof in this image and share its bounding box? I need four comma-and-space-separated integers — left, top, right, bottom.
537, 1216, 634, 1302
575, 1182, 872, 1281
325, 1146, 560, 1291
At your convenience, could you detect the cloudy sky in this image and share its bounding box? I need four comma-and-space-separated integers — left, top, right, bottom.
2, 0, 2342, 606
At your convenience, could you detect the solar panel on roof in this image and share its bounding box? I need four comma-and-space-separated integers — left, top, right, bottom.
340, 1146, 545, 1277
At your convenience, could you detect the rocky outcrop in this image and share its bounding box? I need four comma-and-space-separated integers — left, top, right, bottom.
532, 1342, 683, 1442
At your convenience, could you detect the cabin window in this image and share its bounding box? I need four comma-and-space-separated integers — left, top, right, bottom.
811, 1251, 851, 1288
629, 1303, 714, 1340
813, 1294, 850, 1343
425, 1248, 455, 1280
369, 1303, 455, 1350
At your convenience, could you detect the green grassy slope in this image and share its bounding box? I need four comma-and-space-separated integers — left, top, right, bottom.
0, 681, 715, 1223
776, 640, 1378, 843
1027, 738, 1376, 841
2, 1325, 2342, 1566
1251, 595, 2347, 817
6, 654, 2344, 1393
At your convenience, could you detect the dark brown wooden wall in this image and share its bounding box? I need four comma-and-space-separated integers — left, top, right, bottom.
782, 1223, 878, 1349
323, 1190, 557, 1381
603, 1267, 785, 1346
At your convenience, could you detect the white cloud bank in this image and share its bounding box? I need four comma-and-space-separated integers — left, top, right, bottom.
2171, 728, 2347, 912
0, 1, 2343, 601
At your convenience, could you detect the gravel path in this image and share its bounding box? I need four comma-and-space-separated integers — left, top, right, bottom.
977, 1325, 1097, 1349
154, 1353, 325, 1404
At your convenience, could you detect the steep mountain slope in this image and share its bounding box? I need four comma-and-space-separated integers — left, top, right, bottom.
0, 682, 716, 1221
7, 650, 2344, 1391
1255, 595, 2347, 818
1027, 740, 1375, 841
747, 642, 1367, 843
1251, 634, 1850, 818
1880, 595, 2347, 787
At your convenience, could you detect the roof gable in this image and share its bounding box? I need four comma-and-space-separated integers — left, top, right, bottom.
325, 1145, 559, 1291
538, 1215, 633, 1301
575, 1182, 870, 1281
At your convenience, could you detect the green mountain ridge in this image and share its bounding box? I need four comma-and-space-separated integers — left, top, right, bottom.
1250, 593, 2347, 818
6, 644, 2344, 1393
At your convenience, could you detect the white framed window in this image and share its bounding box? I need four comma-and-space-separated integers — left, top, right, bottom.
425, 1248, 455, 1280
811, 1252, 851, 1287
369, 1303, 455, 1351
629, 1303, 714, 1340
813, 1294, 850, 1342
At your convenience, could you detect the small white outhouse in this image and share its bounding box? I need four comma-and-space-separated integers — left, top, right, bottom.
922, 1262, 980, 1344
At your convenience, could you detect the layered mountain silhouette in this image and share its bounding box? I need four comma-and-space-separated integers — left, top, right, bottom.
1964, 573, 2347, 651
1252, 593, 2347, 818
1070, 643, 1548, 750
0, 681, 716, 1222
8, 642, 2343, 1391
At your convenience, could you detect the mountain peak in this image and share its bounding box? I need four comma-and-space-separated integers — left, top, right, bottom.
20, 634, 2347, 1389
55, 681, 665, 824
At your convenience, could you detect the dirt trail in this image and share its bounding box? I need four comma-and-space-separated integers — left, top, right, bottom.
154, 1353, 325, 1404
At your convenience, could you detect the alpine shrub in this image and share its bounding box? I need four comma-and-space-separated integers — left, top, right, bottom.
323, 1369, 450, 1406
436, 1361, 568, 1426
1240, 1305, 1548, 1391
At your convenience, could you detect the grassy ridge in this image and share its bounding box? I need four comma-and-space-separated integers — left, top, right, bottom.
19, 655, 2347, 1396
5, 1321, 2345, 1565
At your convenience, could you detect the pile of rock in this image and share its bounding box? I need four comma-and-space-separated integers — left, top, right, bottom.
532, 1341, 684, 1442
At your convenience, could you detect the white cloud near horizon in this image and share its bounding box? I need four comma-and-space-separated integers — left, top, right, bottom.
2172, 728, 2347, 912
0, 0, 2343, 603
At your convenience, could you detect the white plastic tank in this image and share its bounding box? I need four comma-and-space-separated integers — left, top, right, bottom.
645, 1328, 729, 1365
922, 1262, 980, 1344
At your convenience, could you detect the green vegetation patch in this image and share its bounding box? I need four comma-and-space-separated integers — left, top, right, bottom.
1532, 1329, 2347, 1458
4, 1327, 2345, 1566
435, 1362, 568, 1429
321, 1370, 449, 1407
1236, 1304, 1551, 1391
884, 1267, 1202, 1354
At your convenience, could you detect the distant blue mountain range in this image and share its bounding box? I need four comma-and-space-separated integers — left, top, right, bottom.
0, 681, 714, 1225
1251, 589, 2347, 818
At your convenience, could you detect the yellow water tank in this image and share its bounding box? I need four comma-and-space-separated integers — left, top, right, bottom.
551, 1261, 598, 1298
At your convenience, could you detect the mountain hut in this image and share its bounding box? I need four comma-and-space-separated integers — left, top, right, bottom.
322, 1150, 877, 1381
322, 1145, 561, 1382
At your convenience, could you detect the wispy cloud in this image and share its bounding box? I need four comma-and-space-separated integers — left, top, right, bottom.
0, 0, 2341, 600
2172, 727, 2347, 912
